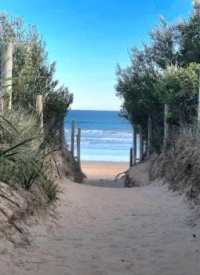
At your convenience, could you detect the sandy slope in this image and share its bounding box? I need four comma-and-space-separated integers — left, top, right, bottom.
1, 161, 200, 275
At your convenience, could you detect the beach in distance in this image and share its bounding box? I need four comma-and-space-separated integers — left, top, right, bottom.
65, 110, 134, 163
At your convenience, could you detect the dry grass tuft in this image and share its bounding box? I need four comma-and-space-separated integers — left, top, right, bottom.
149, 127, 200, 203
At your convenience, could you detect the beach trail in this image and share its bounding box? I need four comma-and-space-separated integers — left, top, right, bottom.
1, 161, 200, 275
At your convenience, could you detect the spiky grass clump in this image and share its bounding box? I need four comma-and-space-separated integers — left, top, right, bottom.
0, 107, 59, 202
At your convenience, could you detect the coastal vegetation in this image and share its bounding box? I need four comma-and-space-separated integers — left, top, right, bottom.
0, 11, 75, 212
116, 1, 200, 148
116, 0, 200, 201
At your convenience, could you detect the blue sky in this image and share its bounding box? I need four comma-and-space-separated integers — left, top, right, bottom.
0, 0, 192, 110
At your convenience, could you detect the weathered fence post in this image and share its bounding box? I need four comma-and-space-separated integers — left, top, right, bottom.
77, 128, 81, 168
139, 125, 143, 162
132, 125, 137, 165
147, 115, 152, 157
71, 120, 75, 156
130, 147, 133, 167
164, 104, 169, 149
198, 70, 200, 130
143, 140, 147, 155
1, 42, 13, 113
36, 94, 43, 129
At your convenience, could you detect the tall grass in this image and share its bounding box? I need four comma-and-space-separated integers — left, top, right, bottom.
149, 124, 200, 203
0, 107, 59, 202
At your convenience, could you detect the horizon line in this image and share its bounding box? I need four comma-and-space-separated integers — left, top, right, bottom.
70, 109, 121, 112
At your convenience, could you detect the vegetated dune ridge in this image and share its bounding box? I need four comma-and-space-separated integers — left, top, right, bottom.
0, 160, 200, 275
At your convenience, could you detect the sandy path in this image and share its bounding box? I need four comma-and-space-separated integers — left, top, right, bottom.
1, 161, 200, 275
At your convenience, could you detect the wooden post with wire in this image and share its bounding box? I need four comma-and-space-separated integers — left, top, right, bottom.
77, 128, 81, 168
36, 94, 43, 129
1, 42, 13, 113
139, 125, 143, 162
129, 148, 133, 167
132, 125, 137, 165
164, 104, 169, 150
147, 115, 152, 157
198, 69, 200, 132
71, 120, 75, 156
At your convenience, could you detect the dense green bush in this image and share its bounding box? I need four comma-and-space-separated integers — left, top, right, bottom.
44, 86, 73, 125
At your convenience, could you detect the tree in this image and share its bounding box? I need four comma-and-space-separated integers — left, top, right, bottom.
149, 16, 179, 70
155, 63, 199, 126
0, 12, 73, 136
0, 11, 73, 114
177, 1, 200, 65
116, 46, 163, 150
115, 2, 200, 152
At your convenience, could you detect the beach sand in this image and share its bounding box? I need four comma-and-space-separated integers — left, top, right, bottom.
1, 161, 200, 275
81, 161, 129, 187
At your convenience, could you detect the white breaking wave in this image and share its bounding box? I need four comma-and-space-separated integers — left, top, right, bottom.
65, 129, 132, 135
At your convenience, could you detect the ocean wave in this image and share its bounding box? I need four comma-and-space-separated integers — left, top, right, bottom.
81, 137, 132, 142
65, 129, 132, 135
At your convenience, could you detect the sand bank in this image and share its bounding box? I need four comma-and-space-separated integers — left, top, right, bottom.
0, 161, 200, 275
81, 161, 129, 187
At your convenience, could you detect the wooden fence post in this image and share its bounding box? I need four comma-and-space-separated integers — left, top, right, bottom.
77, 128, 81, 168
164, 104, 169, 149
1, 42, 13, 113
36, 94, 43, 129
132, 126, 137, 165
130, 148, 133, 167
139, 125, 143, 162
143, 140, 147, 155
198, 69, 200, 130
71, 120, 75, 156
147, 115, 152, 157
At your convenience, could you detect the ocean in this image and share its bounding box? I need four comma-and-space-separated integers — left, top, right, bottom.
64, 110, 133, 162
